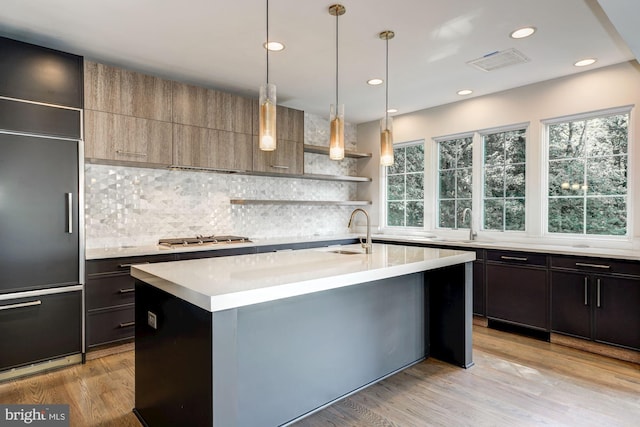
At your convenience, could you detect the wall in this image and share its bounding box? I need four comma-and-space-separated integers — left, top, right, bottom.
357, 61, 640, 248
85, 113, 359, 248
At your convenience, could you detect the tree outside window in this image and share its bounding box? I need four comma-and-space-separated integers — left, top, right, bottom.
386, 142, 424, 227
482, 128, 526, 231
437, 136, 473, 229
547, 112, 628, 236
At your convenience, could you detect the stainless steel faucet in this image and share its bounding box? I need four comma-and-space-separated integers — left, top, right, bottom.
462, 208, 477, 241
348, 208, 372, 254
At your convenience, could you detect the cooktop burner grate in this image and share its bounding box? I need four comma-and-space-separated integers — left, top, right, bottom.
158, 235, 251, 247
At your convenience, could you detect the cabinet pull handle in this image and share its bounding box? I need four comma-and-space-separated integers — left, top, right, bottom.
66, 193, 73, 233
500, 256, 528, 262
0, 300, 42, 311
118, 262, 150, 268
116, 150, 147, 157
584, 277, 588, 306
118, 321, 135, 328
596, 278, 601, 308
270, 165, 290, 169
575, 262, 610, 270
118, 288, 135, 294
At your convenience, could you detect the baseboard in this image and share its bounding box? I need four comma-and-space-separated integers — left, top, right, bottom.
550, 333, 640, 365
473, 315, 488, 327
85, 340, 134, 361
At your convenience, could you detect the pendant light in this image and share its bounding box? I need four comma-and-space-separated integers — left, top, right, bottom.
259, 0, 277, 151
379, 30, 395, 166
328, 4, 346, 160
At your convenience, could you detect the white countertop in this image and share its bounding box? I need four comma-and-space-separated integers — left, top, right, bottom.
86, 234, 358, 260
130, 243, 475, 312
373, 235, 640, 262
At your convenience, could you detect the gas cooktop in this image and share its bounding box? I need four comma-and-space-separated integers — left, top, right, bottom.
158, 235, 251, 248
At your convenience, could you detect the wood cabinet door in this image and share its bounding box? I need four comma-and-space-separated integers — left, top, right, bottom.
550, 271, 591, 339
85, 61, 171, 121
277, 106, 304, 142
252, 138, 303, 175
172, 124, 210, 167
594, 276, 640, 350
211, 131, 253, 171
172, 81, 209, 127
85, 110, 172, 165
486, 264, 548, 330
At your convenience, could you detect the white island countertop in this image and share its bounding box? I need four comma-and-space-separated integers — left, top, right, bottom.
131, 243, 475, 312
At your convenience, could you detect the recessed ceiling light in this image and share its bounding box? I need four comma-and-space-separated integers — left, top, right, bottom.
263, 41, 285, 51
510, 27, 536, 39
457, 89, 473, 96
574, 58, 596, 67
387, 108, 398, 113
367, 78, 383, 86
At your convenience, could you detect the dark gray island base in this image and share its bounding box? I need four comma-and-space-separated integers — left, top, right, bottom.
133, 250, 472, 427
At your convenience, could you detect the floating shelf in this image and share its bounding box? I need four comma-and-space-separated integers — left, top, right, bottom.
230, 199, 372, 206
304, 144, 372, 159
167, 165, 371, 183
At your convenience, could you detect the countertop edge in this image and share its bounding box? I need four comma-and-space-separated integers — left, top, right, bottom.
131, 245, 475, 312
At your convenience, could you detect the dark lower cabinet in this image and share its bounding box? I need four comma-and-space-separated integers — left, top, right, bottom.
473, 260, 485, 316
486, 264, 548, 330
0, 290, 82, 371
552, 270, 640, 350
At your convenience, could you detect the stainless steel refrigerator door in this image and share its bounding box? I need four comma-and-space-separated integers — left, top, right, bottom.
0, 132, 80, 293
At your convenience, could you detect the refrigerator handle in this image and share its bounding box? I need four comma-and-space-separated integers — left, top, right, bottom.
66, 192, 73, 233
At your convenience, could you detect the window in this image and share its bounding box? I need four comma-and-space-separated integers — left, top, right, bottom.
437, 136, 473, 228
482, 128, 526, 231
547, 111, 629, 236
386, 141, 424, 227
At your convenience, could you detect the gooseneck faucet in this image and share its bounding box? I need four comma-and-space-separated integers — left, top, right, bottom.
462, 208, 477, 241
348, 208, 372, 254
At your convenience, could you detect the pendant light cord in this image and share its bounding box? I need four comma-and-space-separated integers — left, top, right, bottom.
385, 36, 389, 127
335, 10, 339, 106
266, 0, 269, 84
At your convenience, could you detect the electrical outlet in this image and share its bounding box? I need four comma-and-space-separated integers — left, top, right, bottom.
147, 311, 157, 329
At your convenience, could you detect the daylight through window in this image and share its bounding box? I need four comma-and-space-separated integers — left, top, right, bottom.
437, 136, 473, 229
386, 142, 425, 227
482, 128, 527, 231
547, 111, 629, 236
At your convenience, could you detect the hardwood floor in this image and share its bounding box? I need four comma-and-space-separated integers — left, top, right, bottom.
1, 326, 638, 426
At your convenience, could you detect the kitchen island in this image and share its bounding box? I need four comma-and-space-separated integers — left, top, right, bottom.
131, 243, 475, 427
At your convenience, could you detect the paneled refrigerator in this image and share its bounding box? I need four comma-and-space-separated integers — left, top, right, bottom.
0, 103, 84, 379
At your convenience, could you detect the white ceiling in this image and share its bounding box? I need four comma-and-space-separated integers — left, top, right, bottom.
0, 0, 637, 124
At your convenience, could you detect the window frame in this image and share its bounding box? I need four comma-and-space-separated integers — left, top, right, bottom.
479, 123, 529, 233
541, 105, 633, 240
434, 132, 474, 231
381, 139, 426, 230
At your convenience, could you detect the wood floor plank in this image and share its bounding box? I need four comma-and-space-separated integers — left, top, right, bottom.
0, 326, 638, 426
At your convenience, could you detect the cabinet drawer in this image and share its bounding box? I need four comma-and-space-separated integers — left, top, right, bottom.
87, 306, 135, 347
87, 254, 176, 275
0, 289, 82, 371
176, 247, 256, 260
487, 250, 546, 266
86, 274, 135, 310
550, 256, 640, 277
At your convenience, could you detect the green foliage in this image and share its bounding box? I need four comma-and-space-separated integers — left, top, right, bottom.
482, 129, 526, 231
548, 113, 628, 235
438, 137, 473, 228
386, 143, 424, 227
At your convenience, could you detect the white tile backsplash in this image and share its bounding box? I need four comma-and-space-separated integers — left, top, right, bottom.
85, 113, 362, 248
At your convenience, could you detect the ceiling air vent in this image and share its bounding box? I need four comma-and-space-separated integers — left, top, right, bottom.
467, 48, 530, 71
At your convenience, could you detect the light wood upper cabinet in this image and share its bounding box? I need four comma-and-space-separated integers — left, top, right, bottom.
173, 82, 254, 134
171, 82, 208, 128
173, 124, 253, 171
84, 61, 171, 122
252, 138, 303, 175
277, 106, 304, 142
85, 110, 172, 166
